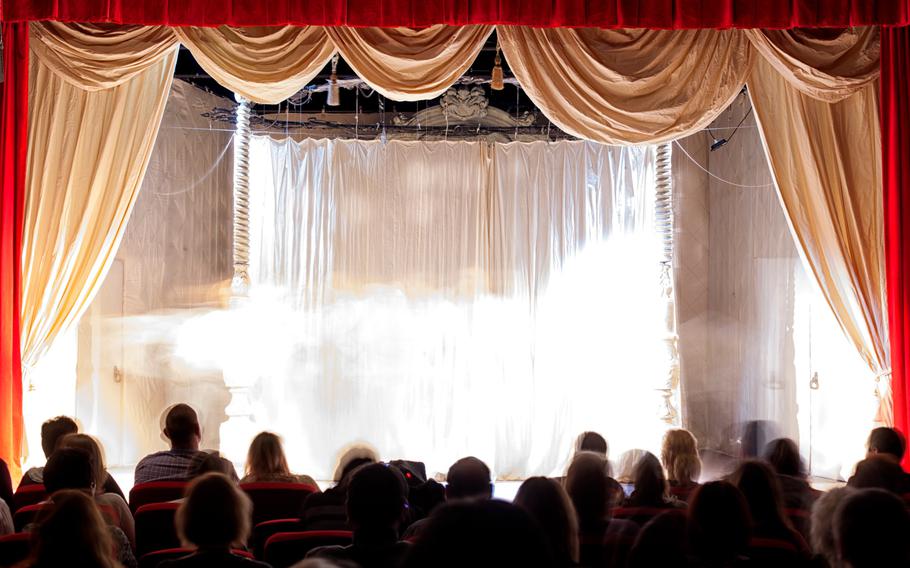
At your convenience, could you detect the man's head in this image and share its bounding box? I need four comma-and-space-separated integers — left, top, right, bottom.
346, 463, 408, 531
575, 432, 608, 456
40, 416, 78, 459
164, 404, 201, 450
866, 427, 905, 463
835, 488, 910, 567
445, 457, 492, 501
43, 447, 94, 494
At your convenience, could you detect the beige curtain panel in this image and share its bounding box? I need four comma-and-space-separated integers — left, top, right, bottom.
326, 25, 493, 101
21, 29, 177, 370
497, 27, 753, 145
175, 26, 335, 105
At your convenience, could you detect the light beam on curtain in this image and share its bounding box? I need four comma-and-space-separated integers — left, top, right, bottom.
172, 137, 673, 479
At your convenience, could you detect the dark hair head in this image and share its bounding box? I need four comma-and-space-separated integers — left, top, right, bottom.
43, 447, 94, 494
59, 434, 107, 493
40, 416, 78, 459
575, 432, 608, 456
187, 451, 234, 479
763, 438, 804, 477
346, 463, 408, 530
402, 500, 554, 568
177, 472, 251, 548
164, 404, 201, 448
688, 481, 752, 564
867, 427, 906, 460
629, 452, 668, 507
848, 457, 909, 493
628, 510, 688, 568
730, 460, 791, 533
835, 488, 910, 567
28, 490, 116, 568
446, 457, 492, 500
514, 477, 579, 565
565, 451, 609, 527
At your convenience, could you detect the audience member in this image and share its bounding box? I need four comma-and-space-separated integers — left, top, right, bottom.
241, 431, 318, 486
401, 499, 554, 568
565, 451, 638, 568
615, 448, 648, 485
21, 489, 121, 568
661, 429, 701, 502
847, 427, 910, 494
0, 458, 12, 508
625, 451, 683, 512
187, 450, 239, 482
627, 510, 688, 568
834, 488, 910, 568
19, 416, 77, 487
42, 447, 136, 564
687, 481, 751, 567
160, 473, 269, 568
513, 477, 579, 567
0, 498, 11, 535
809, 487, 854, 568
135, 404, 206, 485
308, 463, 410, 568
300, 445, 378, 530
575, 431, 608, 457
730, 460, 808, 555
764, 438, 819, 510
59, 433, 125, 499
402, 456, 492, 539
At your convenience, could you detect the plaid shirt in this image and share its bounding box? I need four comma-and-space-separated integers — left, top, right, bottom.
134, 449, 200, 485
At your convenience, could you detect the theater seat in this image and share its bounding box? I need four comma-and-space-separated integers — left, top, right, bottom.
251, 518, 303, 559
611, 506, 671, 526
240, 482, 319, 525
129, 481, 188, 514
748, 537, 806, 567
263, 530, 353, 568
13, 503, 45, 532
0, 533, 31, 567
135, 502, 181, 557
138, 548, 254, 568
785, 508, 811, 541
11, 485, 47, 513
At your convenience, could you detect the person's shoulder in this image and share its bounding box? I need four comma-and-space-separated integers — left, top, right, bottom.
307, 544, 351, 559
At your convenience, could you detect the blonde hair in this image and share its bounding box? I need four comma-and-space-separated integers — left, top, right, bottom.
59, 433, 107, 493
245, 432, 291, 479
661, 429, 702, 484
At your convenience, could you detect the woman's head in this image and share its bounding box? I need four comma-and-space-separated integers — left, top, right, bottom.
688, 481, 752, 564
514, 477, 579, 566
630, 452, 668, 505
811, 487, 854, 566
763, 438, 805, 478
59, 434, 107, 492
565, 451, 610, 527
246, 432, 290, 478
28, 489, 117, 568
729, 460, 790, 532
661, 429, 701, 484
177, 473, 252, 549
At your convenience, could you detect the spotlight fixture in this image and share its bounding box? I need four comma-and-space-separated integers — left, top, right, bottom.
709, 106, 752, 152
710, 137, 729, 152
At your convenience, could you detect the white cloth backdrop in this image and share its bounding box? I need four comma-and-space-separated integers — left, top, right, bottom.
186, 136, 675, 479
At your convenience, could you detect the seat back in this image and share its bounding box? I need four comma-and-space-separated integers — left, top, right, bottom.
138, 548, 254, 568
135, 502, 181, 557
129, 481, 187, 514
0, 533, 31, 568
264, 530, 353, 568
748, 537, 805, 568
11, 485, 46, 512
13, 503, 47, 532
240, 483, 318, 526
612, 506, 669, 526
785, 508, 811, 541
251, 518, 303, 559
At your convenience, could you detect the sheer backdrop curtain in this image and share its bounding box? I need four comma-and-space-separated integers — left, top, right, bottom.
234, 136, 670, 479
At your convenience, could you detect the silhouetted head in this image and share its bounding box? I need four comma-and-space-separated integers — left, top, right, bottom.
40, 416, 78, 459
59, 434, 107, 494
811, 487, 854, 567
27, 490, 116, 568
730, 460, 790, 533
835, 488, 910, 567
402, 500, 554, 568
849, 457, 909, 494
627, 510, 688, 568
346, 463, 408, 531
763, 438, 805, 478
616, 449, 648, 483
575, 432, 608, 457
866, 427, 906, 463
246, 431, 291, 479
661, 429, 701, 484
164, 404, 201, 450
187, 451, 235, 480
177, 472, 251, 549
688, 481, 752, 565
629, 452, 668, 506
445, 457, 492, 500
514, 477, 579, 566
333, 445, 379, 484
43, 447, 94, 494
565, 451, 610, 528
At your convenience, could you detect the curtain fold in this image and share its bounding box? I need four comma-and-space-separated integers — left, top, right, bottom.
326, 25, 493, 101
19, 38, 177, 372
0, 23, 28, 479
175, 26, 334, 105
497, 27, 752, 145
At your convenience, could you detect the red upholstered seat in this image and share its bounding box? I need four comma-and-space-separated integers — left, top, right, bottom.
240, 482, 319, 526
0, 533, 31, 567
611, 506, 672, 526
11, 484, 46, 512
263, 530, 353, 568
135, 502, 181, 557
138, 548, 254, 568
251, 518, 303, 559
13, 503, 45, 532
748, 537, 806, 567
129, 481, 188, 514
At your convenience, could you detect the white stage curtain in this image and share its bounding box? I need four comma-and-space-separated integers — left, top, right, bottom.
195, 136, 674, 479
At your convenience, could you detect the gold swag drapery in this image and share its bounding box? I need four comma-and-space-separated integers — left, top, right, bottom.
21, 23, 177, 371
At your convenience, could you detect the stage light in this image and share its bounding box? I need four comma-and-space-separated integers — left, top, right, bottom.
710, 137, 728, 152
327, 54, 341, 107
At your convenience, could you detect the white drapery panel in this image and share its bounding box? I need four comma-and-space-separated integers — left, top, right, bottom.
187, 136, 673, 479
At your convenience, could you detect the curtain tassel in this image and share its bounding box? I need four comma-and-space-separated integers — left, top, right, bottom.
327, 53, 341, 107
491, 45, 504, 91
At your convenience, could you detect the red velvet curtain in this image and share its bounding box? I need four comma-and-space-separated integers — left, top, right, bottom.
2, 0, 908, 27
0, 23, 27, 480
